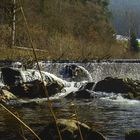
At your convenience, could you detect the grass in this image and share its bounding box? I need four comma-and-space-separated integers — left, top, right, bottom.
0, 36, 140, 61
0, 46, 49, 61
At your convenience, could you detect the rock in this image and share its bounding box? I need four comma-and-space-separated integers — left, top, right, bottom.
1, 67, 22, 86
79, 82, 95, 91
94, 77, 134, 93
1, 67, 64, 98
94, 77, 140, 100
66, 90, 94, 99
47, 81, 64, 96
60, 64, 92, 82
125, 130, 140, 140
125, 92, 140, 100
66, 82, 95, 99
9, 80, 63, 98
0, 89, 17, 102
35, 119, 106, 140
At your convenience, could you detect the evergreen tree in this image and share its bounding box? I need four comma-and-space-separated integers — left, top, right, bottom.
130, 33, 139, 52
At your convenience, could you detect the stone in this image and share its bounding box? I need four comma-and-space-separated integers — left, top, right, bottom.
9, 80, 63, 98
94, 77, 134, 93
79, 82, 95, 91
72, 90, 94, 99
1, 67, 64, 99
0, 89, 17, 102
1, 67, 22, 86
125, 130, 140, 140
35, 119, 106, 140
47, 81, 64, 96
94, 77, 140, 100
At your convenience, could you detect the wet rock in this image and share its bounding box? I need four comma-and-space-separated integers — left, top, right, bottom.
125, 130, 140, 140
9, 80, 63, 98
47, 81, 64, 96
1, 67, 22, 86
1, 67, 64, 98
0, 89, 17, 102
94, 77, 134, 93
10, 80, 46, 98
60, 64, 92, 82
35, 119, 106, 140
125, 92, 140, 100
79, 82, 95, 91
94, 77, 140, 100
66, 90, 94, 99
66, 82, 95, 99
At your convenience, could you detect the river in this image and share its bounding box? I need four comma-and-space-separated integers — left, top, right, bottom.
0, 62, 140, 140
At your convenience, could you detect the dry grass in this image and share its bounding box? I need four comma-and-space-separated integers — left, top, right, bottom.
0, 46, 49, 61
1, 40, 140, 61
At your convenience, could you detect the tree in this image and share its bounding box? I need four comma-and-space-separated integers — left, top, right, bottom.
130, 32, 139, 52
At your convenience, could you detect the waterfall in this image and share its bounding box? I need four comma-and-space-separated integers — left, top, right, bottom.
77, 66, 93, 82
32, 61, 140, 82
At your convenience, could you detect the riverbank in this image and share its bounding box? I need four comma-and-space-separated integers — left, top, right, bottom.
0, 46, 49, 61
1, 41, 140, 61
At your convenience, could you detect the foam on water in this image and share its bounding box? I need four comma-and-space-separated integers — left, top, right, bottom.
9, 81, 80, 105
1, 62, 140, 107
77, 65, 93, 82
100, 93, 140, 105
37, 62, 140, 83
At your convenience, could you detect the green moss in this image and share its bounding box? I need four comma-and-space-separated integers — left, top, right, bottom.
125, 130, 140, 140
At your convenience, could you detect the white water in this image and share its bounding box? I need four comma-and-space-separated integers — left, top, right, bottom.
100, 93, 140, 105
38, 62, 140, 82
1, 62, 140, 106
77, 65, 93, 82
4, 62, 140, 105
0, 62, 140, 140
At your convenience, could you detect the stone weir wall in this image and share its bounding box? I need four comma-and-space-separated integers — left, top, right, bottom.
0, 59, 140, 68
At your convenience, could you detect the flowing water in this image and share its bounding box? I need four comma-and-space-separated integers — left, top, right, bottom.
0, 62, 140, 140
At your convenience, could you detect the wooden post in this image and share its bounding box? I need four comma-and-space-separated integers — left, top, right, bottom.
12, 0, 16, 47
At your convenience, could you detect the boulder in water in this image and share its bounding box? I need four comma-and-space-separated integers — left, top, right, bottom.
46, 81, 64, 96
1, 67, 65, 98
0, 89, 17, 102
66, 90, 94, 99
9, 80, 64, 98
125, 130, 140, 140
60, 64, 92, 82
94, 77, 140, 100
1, 67, 22, 86
66, 82, 95, 99
94, 77, 134, 93
35, 119, 106, 140
79, 82, 95, 91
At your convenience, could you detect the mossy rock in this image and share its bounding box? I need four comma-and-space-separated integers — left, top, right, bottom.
125, 130, 140, 140
35, 119, 106, 140
0, 89, 17, 102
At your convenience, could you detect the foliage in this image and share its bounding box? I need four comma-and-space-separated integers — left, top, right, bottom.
1, 0, 136, 60
130, 32, 139, 52
125, 130, 140, 140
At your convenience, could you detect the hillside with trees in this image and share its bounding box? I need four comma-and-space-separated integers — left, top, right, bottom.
110, 0, 140, 37
0, 0, 139, 60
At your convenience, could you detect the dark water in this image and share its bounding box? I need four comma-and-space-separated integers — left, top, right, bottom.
0, 62, 140, 140
0, 98, 140, 140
